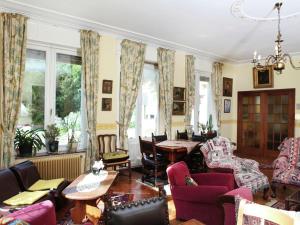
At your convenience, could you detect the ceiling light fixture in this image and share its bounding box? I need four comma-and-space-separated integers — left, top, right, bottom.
252, 2, 300, 74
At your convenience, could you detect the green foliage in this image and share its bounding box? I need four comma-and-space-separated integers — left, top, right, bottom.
206, 114, 213, 132
44, 124, 60, 142
31, 85, 44, 126
60, 112, 79, 143
14, 128, 45, 155
56, 63, 81, 118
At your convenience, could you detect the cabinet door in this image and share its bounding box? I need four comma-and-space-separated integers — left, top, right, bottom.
237, 93, 263, 156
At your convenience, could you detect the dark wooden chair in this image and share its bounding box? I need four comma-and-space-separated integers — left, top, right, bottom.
151, 132, 167, 143
176, 130, 188, 140
97, 134, 131, 178
138, 136, 168, 186
191, 132, 206, 142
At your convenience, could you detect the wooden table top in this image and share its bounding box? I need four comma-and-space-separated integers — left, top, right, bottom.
62, 171, 118, 201
180, 219, 205, 225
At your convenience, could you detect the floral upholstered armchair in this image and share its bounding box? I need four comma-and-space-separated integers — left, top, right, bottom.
201, 136, 270, 199
271, 137, 300, 197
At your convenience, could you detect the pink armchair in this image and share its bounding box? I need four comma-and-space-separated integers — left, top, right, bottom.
167, 161, 235, 225
0, 200, 56, 225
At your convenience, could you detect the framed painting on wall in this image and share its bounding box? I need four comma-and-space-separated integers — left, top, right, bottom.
102, 80, 113, 94
173, 87, 185, 101
223, 77, 233, 97
102, 98, 112, 111
224, 99, 231, 113
172, 102, 185, 115
253, 66, 274, 88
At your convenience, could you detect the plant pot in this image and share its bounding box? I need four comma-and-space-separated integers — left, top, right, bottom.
68, 142, 78, 153
19, 143, 33, 157
47, 141, 59, 153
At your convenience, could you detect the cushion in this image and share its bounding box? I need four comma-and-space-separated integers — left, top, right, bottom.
236, 198, 300, 225
28, 178, 64, 191
0, 218, 29, 225
103, 152, 129, 163
3, 191, 49, 206
185, 176, 198, 186
210, 146, 223, 162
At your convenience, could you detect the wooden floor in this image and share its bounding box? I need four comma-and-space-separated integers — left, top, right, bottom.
58, 159, 299, 224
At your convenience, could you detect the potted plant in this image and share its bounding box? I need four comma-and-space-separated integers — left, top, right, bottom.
206, 114, 217, 139
14, 128, 45, 157
44, 124, 60, 153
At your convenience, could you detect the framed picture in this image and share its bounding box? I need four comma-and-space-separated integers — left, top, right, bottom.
102, 80, 113, 94
173, 87, 185, 101
253, 66, 274, 88
223, 77, 233, 97
224, 99, 231, 113
172, 101, 185, 115
102, 98, 112, 111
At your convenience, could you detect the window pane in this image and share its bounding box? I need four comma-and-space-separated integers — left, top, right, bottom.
55, 53, 82, 146
19, 49, 46, 128
141, 66, 159, 137
199, 79, 209, 125
127, 108, 137, 139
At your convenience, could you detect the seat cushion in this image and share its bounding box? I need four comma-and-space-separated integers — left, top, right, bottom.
103, 152, 129, 163
3, 191, 49, 206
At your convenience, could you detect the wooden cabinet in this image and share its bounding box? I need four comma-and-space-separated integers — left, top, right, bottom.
237, 89, 295, 159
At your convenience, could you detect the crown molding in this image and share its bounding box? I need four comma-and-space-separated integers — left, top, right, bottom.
0, 0, 240, 63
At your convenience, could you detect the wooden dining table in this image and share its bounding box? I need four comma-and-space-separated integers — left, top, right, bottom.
143, 138, 201, 164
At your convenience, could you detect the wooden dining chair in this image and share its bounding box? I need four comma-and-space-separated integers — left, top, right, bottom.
97, 134, 131, 178
151, 132, 167, 143
176, 130, 188, 140
138, 136, 168, 186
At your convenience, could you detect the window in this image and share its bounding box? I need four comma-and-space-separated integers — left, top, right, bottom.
192, 72, 212, 133
127, 64, 159, 138
17, 45, 86, 152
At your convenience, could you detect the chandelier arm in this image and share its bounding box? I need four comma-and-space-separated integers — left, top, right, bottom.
283, 53, 300, 70
265, 55, 276, 64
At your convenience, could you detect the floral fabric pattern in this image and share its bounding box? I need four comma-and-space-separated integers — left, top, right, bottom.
119, 39, 146, 148
0, 13, 27, 168
272, 137, 300, 185
201, 136, 269, 193
157, 48, 175, 138
80, 30, 100, 171
211, 62, 223, 129
185, 55, 195, 128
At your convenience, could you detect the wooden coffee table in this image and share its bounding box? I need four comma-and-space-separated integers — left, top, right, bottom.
285, 190, 300, 210
62, 171, 118, 224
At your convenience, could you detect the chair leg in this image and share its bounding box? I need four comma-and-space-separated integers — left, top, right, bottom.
128, 161, 131, 179
271, 182, 277, 198
263, 187, 269, 200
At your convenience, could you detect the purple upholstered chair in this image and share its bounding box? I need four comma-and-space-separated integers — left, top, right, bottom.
1, 200, 56, 225
167, 161, 235, 225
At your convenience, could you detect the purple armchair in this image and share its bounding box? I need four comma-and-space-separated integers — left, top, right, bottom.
0, 200, 56, 225
167, 161, 235, 225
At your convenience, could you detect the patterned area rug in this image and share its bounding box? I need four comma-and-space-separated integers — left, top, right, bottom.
271, 200, 300, 211
57, 193, 134, 225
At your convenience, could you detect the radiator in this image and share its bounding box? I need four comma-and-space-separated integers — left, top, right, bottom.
30, 153, 85, 181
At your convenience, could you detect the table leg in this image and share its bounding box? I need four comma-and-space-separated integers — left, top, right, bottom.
70, 200, 101, 225
285, 199, 290, 210
70, 200, 86, 224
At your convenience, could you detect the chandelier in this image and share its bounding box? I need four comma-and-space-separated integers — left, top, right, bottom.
251, 2, 300, 74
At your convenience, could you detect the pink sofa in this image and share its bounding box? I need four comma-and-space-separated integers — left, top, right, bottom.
1, 200, 56, 225
167, 161, 235, 225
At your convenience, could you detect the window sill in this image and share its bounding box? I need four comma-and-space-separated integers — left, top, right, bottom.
15, 149, 86, 160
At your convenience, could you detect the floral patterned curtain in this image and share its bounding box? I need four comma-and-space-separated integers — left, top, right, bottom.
119, 39, 146, 148
211, 62, 223, 129
0, 13, 27, 168
80, 30, 100, 171
185, 55, 195, 129
157, 48, 175, 138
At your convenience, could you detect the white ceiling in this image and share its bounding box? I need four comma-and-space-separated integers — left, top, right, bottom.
1, 0, 300, 62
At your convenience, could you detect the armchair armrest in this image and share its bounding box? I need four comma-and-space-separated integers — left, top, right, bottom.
172, 185, 229, 204
272, 156, 288, 170
218, 187, 253, 205
116, 148, 128, 153
192, 173, 235, 191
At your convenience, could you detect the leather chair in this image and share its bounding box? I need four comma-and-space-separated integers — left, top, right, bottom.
176, 130, 188, 140
0, 168, 53, 209
167, 161, 235, 225
139, 136, 168, 186
97, 134, 131, 178
10, 161, 68, 209
151, 132, 167, 143
105, 195, 169, 225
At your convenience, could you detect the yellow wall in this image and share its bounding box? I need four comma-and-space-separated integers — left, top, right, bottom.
221, 57, 300, 141
95, 36, 187, 138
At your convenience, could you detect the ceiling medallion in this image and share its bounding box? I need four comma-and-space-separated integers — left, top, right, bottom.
231, 0, 300, 21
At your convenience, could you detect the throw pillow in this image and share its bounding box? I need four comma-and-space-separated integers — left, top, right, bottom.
210, 146, 223, 162
185, 176, 198, 186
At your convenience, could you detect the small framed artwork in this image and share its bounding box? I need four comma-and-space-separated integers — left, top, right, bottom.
173, 87, 185, 101
172, 101, 185, 115
253, 66, 274, 88
224, 99, 231, 113
102, 80, 113, 94
223, 77, 233, 97
102, 98, 112, 111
